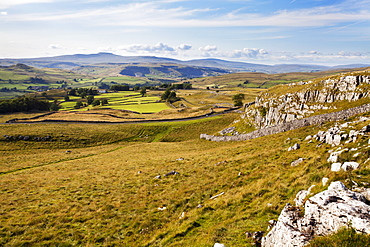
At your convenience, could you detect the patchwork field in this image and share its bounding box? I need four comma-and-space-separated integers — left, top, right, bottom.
59, 92, 170, 113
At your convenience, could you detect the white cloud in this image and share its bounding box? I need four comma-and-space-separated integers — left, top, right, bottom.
98, 46, 113, 52
0, 0, 52, 9
5, 0, 370, 29
1, 11, 7, 15
118, 42, 177, 54
178, 44, 192, 51
337, 51, 364, 56
199, 45, 217, 52
229, 48, 268, 58
48, 44, 65, 49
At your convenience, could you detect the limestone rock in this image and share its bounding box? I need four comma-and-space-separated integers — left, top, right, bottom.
288, 143, 300, 151
331, 163, 342, 172
342, 162, 360, 171
322, 177, 329, 186
214, 243, 226, 247
291, 158, 304, 166
262, 181, 370, 247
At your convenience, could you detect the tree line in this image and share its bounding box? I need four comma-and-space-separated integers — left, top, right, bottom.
0, 96, 51, 113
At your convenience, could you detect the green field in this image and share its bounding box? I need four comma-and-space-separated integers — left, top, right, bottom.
59, 92, 171, 113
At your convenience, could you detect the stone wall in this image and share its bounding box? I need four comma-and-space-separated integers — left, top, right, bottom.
200, 103, 370, 142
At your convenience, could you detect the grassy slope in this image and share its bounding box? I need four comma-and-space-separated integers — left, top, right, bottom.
1, 111, 369, 246
0, 65, 94, 98
189, 67, 370, 89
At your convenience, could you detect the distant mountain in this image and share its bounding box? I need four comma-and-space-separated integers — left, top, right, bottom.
0, 52, 369, 74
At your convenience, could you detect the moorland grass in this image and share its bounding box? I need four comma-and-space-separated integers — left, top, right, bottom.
1, 113, 369, 246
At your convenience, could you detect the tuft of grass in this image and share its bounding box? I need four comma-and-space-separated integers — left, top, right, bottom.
308, 227, 370, 247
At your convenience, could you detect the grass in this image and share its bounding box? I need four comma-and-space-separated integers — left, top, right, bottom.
1, 110, 370, 246
57, 92, 171, 113
308, 227, 370, 247
189, 67, 370, 90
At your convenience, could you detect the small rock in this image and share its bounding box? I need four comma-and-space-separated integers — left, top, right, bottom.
353, 152, 361, 157
327, 153, 339, 163
322, 177, 329, 186
304, 135, 312, 141
331, 163, 342, 172
176, 157, 184, 161
214, 243, 226, 247
158, 206, 167, 211
154, 175, 161, 179
179, 212, 186, 220
164, 170, 179, 176
342, 162, 360, 171
288, 143, 300, 151
291, 158, 304, 166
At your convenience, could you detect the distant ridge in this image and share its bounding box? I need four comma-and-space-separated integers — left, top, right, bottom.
0, 52, 369, 74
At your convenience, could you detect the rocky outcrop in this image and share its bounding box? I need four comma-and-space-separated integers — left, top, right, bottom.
261, 181, 370, 247
244, 75, 370, 129
201, 103, 370, 142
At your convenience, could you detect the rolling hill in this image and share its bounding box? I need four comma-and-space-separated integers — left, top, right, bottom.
1, 52, 369, 74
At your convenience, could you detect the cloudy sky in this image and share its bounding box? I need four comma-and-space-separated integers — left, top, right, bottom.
0, 0, 369, 65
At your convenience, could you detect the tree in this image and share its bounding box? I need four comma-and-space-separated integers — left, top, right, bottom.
111, 85, 130, 91
69, 88, 77, 96
140, 87, 147, 97
64, 95, 70, 101
50, 100, 60, 111
133, 86, 140, 91
161, 88, 171, 101
74, 101, 83, 109
87, 95, 94, 105
92, 99, 101, 106
80, 91, 87, 99
232, 93, 245, 107
101, 99, 108, 106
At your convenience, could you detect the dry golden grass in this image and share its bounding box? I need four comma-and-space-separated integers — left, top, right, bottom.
1, 112, 370, 246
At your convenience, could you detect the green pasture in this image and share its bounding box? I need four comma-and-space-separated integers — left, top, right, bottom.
59, 92, 170, 113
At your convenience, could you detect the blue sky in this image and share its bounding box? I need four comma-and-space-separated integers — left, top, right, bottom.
0, 0, 369, 65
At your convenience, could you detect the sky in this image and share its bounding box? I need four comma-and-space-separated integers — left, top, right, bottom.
0, 0, 369, 65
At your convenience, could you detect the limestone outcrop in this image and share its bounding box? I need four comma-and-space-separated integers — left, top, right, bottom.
261, 181, 370, 247
245, 75, 370, 129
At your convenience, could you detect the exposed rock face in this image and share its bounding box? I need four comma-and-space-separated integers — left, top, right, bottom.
244, 75, 370, 129
262, 181, 370, 247
201, 103, 370, 142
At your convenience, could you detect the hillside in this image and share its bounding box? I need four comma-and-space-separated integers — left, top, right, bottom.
71, 63, 229, 79
1, 52, 369, 73
1, 69, 370, 246
189, 66, 370, 89
0, 64, 94, 99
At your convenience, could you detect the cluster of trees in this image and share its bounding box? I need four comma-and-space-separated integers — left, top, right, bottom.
232, 93, 245, 107
0, 96, 50, 113
73, 96, 108, 109
68, 88, 98, 98
161, 88, 178, 103
110, 85, 130, 91
1, 87, 19, 92
109, 83, 192, 92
